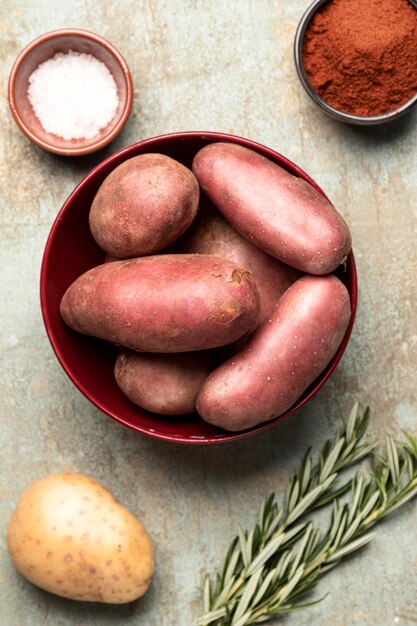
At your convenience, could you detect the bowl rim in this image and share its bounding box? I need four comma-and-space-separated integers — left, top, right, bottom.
294, 0, 417, 125
8, 28, 133, 156
40, 130, 358, 444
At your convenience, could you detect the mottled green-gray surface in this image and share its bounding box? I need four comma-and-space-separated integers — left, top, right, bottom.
1, 1, 416, 625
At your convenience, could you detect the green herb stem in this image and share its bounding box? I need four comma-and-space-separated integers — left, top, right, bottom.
197, 405, 417, 626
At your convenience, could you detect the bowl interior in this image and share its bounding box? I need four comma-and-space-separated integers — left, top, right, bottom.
40, 131, 357, 444
9, 30, 132, 155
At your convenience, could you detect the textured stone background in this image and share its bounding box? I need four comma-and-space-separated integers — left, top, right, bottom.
1, 1, 416, 625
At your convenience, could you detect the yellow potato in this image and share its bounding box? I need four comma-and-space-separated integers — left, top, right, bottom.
7, 473, 154, 603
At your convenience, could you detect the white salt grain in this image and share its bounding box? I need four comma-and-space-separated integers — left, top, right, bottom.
27, 50, 119, 140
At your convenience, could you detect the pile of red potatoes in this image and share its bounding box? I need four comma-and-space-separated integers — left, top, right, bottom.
60, 142, 352, 432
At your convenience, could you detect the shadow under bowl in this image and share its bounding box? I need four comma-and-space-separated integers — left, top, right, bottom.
40, 131, 357, 444
8, 28, 133, 156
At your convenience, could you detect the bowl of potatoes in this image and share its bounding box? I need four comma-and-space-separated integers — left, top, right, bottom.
40, 131, 357, 444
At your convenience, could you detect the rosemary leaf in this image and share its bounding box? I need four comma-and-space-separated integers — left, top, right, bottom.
381, 482, 417, 516
223, 544, 241, 586
285, 474, 336, 525
204, 575, 212, 613
212, 575, 237, 610
386, 434, 400, 484
246, 533, 286, 576
300, 450, 312, 495
251, 569, 277, 608
345, 402, 359, 444
275, 565, 305, 605
312, 477, 353, 509
327, 531, 377, 562
331, 504, 348, 549
319, 438, 346, 482
238, 527, 251, 570
275, 550, 293, 580
196, 607, 227, 626
232, 568, 264, 623
341, 442, 376, 466
231, 611, 252, 626
264, 507, 284, 541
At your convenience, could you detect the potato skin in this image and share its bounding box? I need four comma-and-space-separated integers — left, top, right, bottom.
115, 350, 213, 414
7, 473, 154, 604
196, 275, 351, 431
184, 211, 301, 324
192, 142, 352, 275
89, 153, 199, 258
60, 254, 260, 353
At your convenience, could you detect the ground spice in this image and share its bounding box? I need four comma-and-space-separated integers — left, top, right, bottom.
302, 0, 417, 117
27, 50, 119, 140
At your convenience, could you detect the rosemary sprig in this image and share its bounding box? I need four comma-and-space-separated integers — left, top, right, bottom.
197, 406, 417, 626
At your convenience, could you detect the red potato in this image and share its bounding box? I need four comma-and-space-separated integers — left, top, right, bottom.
115, 350, 214, 414
192, 142, 352, 275
184, 211, 301, 325
60, 254, 260, 353
196, 274, 351, 431
89, 153, 199, 258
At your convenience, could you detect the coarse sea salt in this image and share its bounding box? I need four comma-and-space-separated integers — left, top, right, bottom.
27, 50, 119, 140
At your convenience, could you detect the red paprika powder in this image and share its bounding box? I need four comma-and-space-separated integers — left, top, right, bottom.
302, 0, 417, 116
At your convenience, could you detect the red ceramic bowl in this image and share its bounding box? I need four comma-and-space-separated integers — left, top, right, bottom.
40, 131, 357, 444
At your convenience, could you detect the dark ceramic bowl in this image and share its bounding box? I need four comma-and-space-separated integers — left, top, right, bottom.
40, 131, 357, 444
8, 29, 133, 156
294, 0, 417, 125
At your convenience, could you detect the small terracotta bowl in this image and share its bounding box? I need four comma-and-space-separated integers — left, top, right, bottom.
40, 131, 357, 444
294, 0, 417, 125
8, 29, 133, 156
